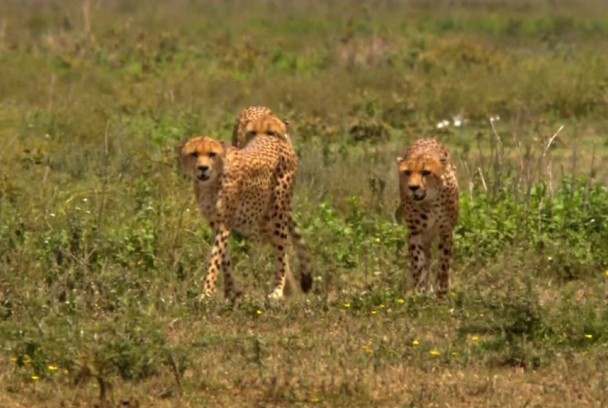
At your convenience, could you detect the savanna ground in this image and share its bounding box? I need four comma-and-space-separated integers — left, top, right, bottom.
1, 0, 608, 406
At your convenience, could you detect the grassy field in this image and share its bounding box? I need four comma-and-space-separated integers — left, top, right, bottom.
2, 0, 608, 406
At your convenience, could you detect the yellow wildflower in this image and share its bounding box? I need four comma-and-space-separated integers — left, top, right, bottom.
343, 303, 351, 309
585, 334, 593, 340
451, 351, 459, 357
310, 396, 321, 403
430, 350, 441, 357
471, 335, 479, 343
396, 298, 405, 305
412, 339, 420, 347
31, 375, 39, 381
371, 310, 377, 316
48, 365, 58, 372
10, 356, 17, 364
256, 310, 262, 315
604, 269, 608, 278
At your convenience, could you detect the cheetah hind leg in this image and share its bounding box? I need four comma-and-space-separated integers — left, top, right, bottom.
268, 260, 292, 300
267, 219, 291, 300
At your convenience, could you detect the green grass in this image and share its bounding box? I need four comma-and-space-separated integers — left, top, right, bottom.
1, 0, 608, 406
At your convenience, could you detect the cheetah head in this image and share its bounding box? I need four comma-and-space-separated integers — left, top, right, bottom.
244, 114, 288, 140
179, 136, 226, 183
397, 154, 444, 202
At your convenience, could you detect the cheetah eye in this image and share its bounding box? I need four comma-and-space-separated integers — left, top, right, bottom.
403, 170, 412, 176
208, 152, 217, 158
247, 131, 257, 137
189, 152, 199, 158
267, 130, 276, 136
422, 170, 432, 177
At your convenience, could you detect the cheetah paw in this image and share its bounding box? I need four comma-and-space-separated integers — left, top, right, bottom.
198, 291, 214, 302
225, 288, 244, 301
267, 288, 285, 300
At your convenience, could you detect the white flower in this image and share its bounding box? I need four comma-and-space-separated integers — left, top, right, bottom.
452, 114, 464, 127
436, 119, 450, 129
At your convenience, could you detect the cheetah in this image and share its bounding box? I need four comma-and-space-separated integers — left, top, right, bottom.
232, 106, 291, 148
396, 138, 459, 297
179, 114, 313, 300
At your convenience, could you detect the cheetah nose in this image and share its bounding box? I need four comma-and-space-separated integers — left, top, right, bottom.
197, 165, 209, 172
409, 185, 420, 192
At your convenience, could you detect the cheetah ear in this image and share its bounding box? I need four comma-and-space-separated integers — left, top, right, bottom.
396, 156, 404, 164
434, 154, 447, 175
219, 140, 228, 154
283, 119, 290, 129
435, 150, 449, 165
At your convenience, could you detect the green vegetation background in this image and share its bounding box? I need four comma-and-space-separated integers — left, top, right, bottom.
1, 1, 608, 406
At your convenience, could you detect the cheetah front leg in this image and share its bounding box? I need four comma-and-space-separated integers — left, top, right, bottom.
436, 230, 454, 298
201, 223, 239, 300
408, 231, 432, 293
220, 239, 242, 300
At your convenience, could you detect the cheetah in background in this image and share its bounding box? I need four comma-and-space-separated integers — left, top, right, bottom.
397, 138, 459, 297
231, 106, 291, 148
179, 114, 312, 300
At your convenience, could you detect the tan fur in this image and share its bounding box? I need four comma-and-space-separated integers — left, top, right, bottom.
180, 115, 312, 300
397, 138, 459, 297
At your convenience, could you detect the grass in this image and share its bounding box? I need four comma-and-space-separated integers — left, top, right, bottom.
1, 0, 608, 406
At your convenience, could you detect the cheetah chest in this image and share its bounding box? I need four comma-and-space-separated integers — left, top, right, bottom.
407, 192, 456, 234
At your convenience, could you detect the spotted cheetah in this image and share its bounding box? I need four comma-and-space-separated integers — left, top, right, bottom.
232, 106, 291, 148
396, 139, 459, 297
179, 114, 312, 299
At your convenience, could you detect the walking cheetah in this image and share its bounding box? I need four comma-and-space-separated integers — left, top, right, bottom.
397, 139, 459, 297
232, 106, 291, 148
179, 115, 312, 299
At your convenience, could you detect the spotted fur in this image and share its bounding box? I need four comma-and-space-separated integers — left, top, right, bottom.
180, 115, 312, 300
397, 139, 459, 297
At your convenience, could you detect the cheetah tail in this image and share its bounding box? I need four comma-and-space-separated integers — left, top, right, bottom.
288, 217, 313, 293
